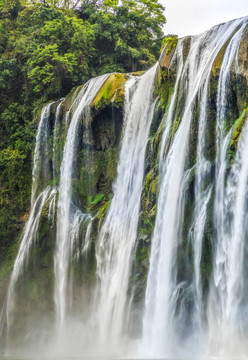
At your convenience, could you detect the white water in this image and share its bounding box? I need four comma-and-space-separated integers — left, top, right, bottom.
224, 115, 248, 340
189, 18, 248, 338
93, 65, 157, 352
52, 99, 64, 181
31, 103, 54, 207
5, 99, 59, 341
54, 74, 109, 332
5, 186, 55, 339
208, 18, 248, 355
143, 18, 248, 358
159, 40, 184, 165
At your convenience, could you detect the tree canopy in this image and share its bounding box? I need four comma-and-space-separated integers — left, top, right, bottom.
79, 0, 166, 72
0, 0, 166, 98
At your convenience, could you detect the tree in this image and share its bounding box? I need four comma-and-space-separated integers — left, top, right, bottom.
79, 0, 166, 73
27, 44, 75, 95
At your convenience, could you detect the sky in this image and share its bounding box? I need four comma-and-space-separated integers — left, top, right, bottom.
159, 0, 248, 37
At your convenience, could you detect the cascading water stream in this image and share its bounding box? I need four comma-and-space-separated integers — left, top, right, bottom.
52, 99, 64, 181
5, 187, 56, 336
158, 40, 184, 165
93, 65, 157, 351
208, 18, 248, 355
31, 102, 54, 207
4, 100, 57, 343
188, 19, 247, 337
54, 74, 109, 333
143, 18, 247, 358
225, 115, 248, 321
223, 114, 248, 346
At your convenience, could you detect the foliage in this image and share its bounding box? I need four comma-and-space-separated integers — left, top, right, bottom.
0, 0, 166, 260
230, 108, 248, 149
27, 44, 77, 95
80, 0, 166, 72
160, 35, 178, 54
88, 193, 105, 206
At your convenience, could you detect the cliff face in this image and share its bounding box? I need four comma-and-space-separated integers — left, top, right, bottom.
1, 17, 248, 356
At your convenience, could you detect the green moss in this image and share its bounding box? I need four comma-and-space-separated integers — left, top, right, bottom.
154, 66, 175, 110
151, 177, 158, 194
91, 73, 127, 111
160, 36, 178, 55
88, 193, 105, 208
173, 117, 180, 136
145, 171, 153, 192
230, 107, 248, 149
97, 199, 112, 223
182, 36, 191, 63
129, 70, 146, 77
149, 204, 157, 218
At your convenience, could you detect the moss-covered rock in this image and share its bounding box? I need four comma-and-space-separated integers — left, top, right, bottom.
91, 73, 127, 111
211, 39, 231, 77
230, 107, 248, 149
159, 36, 178, 69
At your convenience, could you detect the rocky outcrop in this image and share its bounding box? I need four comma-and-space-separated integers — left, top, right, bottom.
91, 73, 127, 111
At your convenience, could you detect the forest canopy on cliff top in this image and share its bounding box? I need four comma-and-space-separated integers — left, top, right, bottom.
0, 0, 166, 248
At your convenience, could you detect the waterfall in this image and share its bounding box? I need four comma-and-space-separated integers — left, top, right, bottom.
6, 187, 56, 333
31, 103, 54, 207
159, 40, 184, 165
3, 99, 60, 351
94, 65, 157, 350
54, 74, 109, 332
5, 100, 58, 340
143, 17, 248, 358
190, 18, 248, 340
52, 99, 64, 181
2, 15, 248, 359
208, 18, 248, 355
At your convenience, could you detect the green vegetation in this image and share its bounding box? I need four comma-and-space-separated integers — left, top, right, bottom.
91, 73, 127, 110
160, 35, 178, 54
80, 0, 166, 73
0, 0, 166, 262
230, 107, 248, 149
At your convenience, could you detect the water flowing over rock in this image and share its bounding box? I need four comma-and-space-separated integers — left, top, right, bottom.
1, 15, 248, 359
93, 66, 157, 351
54, 75, 109, 334
143, 16, 248, 358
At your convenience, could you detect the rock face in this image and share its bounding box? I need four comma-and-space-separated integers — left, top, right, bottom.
91, 73, 127, 110
238, 28, 248, 82
159, 36, 178, 69
1, 17, 248, 356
